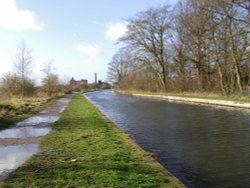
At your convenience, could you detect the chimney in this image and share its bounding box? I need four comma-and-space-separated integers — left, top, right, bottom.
95, 72, 97, 84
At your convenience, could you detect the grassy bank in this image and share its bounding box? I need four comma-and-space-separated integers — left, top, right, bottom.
0, 94, 184, 188
0, 97, 55, 130
115, 90, 250, 103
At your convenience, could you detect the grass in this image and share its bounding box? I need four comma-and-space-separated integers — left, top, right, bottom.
0, 97, 55, 130
115, 90, 250, 103
0, 94, 184, 188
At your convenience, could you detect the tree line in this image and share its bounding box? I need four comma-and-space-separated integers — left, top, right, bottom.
0, 41, 66, 99
108, 0, 250, 96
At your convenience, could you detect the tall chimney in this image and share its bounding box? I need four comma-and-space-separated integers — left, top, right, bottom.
95, 72, 97, 84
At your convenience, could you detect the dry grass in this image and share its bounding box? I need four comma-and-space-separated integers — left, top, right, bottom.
0, 97, 52, 130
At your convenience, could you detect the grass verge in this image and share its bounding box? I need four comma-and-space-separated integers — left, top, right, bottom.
0, 94, 185, 188
0, 97, 56, 130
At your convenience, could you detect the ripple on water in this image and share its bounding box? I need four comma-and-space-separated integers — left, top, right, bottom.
84, 90, 250, 188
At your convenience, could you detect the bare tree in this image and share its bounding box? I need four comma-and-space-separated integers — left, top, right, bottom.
107, 48, 135, 84
109, 0, 250, 95
13, 41, 34, 98
119, 5, 172, 90
176, 0, 216, 91
41, 61, 60, 97
173, 0, 249, 95
208, 0, 249, 95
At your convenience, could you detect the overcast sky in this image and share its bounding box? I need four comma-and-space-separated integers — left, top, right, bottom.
0, 0, 177, 83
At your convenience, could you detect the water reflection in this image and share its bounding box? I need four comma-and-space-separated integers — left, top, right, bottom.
16, 116, 59, 127
15, 98, 69, 128
0, 144, 38, 180
0, 127, 51, 138
85, 90, 250, 188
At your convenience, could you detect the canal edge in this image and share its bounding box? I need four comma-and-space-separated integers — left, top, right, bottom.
84, 94, 186, 188
114, 90, 250, 109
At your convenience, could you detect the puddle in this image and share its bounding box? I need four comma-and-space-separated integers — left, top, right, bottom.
15, 97, 71, 128
0, 127, 51, 139
0, 144, 38, 180
16, 116, 59, 127
0, 94, 72, 181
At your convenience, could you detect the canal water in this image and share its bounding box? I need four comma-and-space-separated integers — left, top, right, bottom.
84, 90, 250, 188
0, 95, 72, 181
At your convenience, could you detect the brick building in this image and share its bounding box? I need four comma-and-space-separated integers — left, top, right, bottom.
70, 77, 88, 91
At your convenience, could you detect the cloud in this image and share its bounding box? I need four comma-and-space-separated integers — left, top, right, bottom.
105, 22, 127, 42
76, 44, 103, 63
76, 44, 102, 57
0, 0, 44, 31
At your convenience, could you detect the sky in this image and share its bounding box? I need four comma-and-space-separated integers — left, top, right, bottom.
0, 0, 178, 84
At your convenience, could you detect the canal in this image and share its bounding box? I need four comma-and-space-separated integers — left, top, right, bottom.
84, 90, 250, 188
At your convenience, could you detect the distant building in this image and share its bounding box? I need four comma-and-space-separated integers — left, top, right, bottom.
70, 77, 88, 91
70, 77, 88, 86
